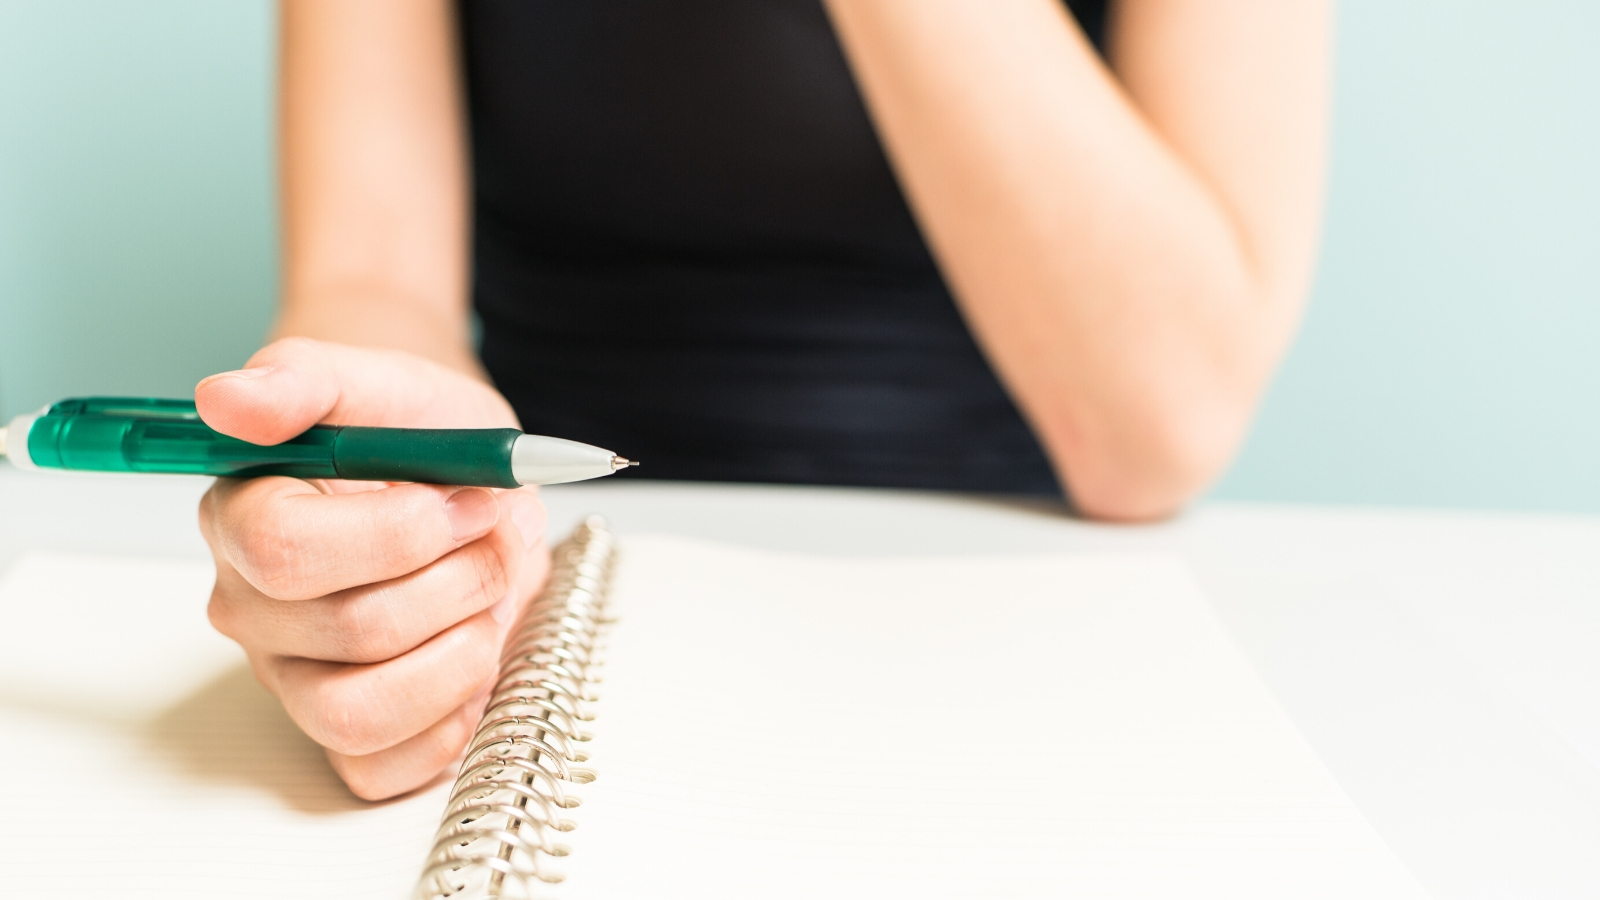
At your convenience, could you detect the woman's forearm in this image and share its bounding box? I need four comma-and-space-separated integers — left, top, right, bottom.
277, 0, 481, 378
823, 0, 1330, 519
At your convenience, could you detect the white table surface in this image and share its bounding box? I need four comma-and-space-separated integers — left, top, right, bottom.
2, 466, 1598, 898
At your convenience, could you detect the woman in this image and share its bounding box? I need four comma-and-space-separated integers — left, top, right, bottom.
197, 0, 1328, 798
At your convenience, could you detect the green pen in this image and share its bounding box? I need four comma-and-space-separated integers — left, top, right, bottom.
0, 397, 638, 487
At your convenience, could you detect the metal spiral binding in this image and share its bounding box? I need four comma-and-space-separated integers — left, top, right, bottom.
416, 517, 617, 900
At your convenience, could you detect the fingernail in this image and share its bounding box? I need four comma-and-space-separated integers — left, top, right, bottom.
444, 488, 499, 541
468, 678, 495, 712
503, 491, 546, 552
208, 366, 273, 381
491, 587, 519, 625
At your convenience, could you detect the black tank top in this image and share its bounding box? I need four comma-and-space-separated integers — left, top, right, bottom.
460, 0, 1107, 494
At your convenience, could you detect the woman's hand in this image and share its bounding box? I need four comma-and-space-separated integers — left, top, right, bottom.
195, 337, 548, 800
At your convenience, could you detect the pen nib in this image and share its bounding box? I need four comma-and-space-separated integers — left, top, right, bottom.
610, 456, 640, 472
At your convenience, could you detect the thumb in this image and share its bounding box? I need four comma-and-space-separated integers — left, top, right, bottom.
195, 337, 516, 445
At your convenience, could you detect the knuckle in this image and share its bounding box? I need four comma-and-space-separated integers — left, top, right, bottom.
307, 676, 385, 756
205, 586, 240, 641
209, 481, 330, 599
196, 487, 218, 538
260, 334, 320, 364
331, 755, 397, 802
243, 652, 280, 697
232, 517, 315, 599
199, 480, 251, 554
329, 712, 472, 801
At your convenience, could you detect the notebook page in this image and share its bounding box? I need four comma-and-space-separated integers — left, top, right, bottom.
0, 540, 1431, 898
0, 551, 447, 899
563, 537, 1428, 899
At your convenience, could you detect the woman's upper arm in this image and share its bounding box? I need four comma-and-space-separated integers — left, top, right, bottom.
1108, 0, 1332, 306
278, 0, 474, 368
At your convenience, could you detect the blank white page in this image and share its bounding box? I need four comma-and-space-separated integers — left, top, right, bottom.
0, 539, 1429, 898
562, 537, 1429, 899
0, 551, 447, 899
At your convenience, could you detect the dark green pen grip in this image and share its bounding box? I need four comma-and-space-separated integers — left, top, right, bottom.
331, 427, 520, 488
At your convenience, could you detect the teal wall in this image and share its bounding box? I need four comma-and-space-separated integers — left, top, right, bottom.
0, 1, 275, 419
2, 1, 1598, 512
1213, 1, 1600, 511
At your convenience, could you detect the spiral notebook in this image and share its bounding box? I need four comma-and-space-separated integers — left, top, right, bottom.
0, 520, 1429, 898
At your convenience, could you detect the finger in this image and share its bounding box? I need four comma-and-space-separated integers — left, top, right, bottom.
495, 532, 552, 630
323, 543, 552, 802
326, 690, 491, 801
269, 608, 505, 757
200, 476, 502, 601
208, 514, 529, 664
194, 337, 517, 445
480, 488, 549, 629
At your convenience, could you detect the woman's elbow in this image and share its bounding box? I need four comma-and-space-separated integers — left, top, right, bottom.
1042, 393, 1254, 524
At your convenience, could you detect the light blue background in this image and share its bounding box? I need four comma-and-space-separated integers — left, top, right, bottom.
1, 1, 1597, 512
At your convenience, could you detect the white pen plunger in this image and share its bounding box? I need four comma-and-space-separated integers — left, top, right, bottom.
0, 412, 41, 470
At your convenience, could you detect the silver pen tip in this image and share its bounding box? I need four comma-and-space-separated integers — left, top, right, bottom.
610, 456, 640, 472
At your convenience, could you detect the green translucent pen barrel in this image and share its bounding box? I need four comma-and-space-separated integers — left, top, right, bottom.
26, 413, 340, 478
26, 411, 522, 487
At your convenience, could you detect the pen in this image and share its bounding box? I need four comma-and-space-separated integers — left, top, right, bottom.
0, 397, 638, 487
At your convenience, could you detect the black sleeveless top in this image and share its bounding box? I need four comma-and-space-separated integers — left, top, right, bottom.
460, 1, 1107, 494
